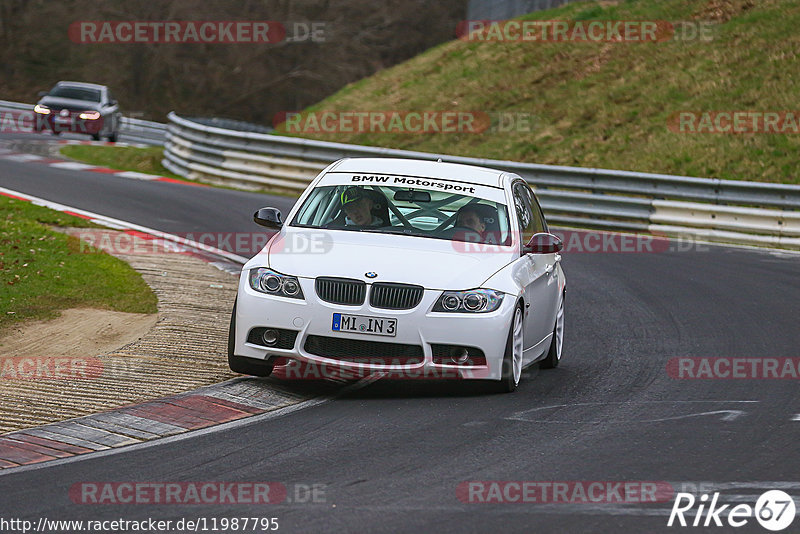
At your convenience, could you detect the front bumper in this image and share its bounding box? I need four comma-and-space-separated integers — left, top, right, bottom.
233, 275, 515, 381
37, 113, 104, 134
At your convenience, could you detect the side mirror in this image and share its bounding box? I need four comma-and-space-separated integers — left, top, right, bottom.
253, 207, 283, 229
523, 232, 563, 254
37, 91, 48, 98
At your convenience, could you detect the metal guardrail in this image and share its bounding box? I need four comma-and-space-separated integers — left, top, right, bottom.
119, 116, 167, 145
3, 99, 798, 250
0, 99, 166, 145
163, 112, 800, 250
0, 100, 31, 111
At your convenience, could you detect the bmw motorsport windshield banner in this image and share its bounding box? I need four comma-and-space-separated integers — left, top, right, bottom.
318, 172, 507, 203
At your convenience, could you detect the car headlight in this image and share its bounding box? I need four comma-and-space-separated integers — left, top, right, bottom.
33, 104, 50, 115
432, 289, 504, 313
79, 111, 101, 120
249, 268, 304, 299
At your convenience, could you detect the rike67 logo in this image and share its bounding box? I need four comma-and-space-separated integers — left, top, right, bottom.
668, 490, 796, 531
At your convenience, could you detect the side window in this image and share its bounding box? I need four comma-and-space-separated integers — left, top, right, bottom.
528, 187, 548, 234
513, 182, 546, 250
513, 183, 535, 251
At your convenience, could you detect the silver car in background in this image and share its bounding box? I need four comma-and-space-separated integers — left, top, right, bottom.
34, 81, 122, 142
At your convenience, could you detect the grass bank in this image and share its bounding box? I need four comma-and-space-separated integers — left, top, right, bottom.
59, 145, 183, 180
0, 196, 157, 332
280, 0, 800, 184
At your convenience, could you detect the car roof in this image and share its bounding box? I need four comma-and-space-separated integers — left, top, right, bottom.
54, 81, 107, 91
328, 158, 509, 188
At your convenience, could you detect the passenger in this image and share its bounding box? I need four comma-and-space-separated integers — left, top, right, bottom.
455, 205, 487, 235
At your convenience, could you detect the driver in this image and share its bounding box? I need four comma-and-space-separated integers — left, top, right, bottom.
341, 186, 384, 227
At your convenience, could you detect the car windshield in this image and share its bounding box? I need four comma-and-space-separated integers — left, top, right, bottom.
49, 86, 101, 102
291, 183, 512, 245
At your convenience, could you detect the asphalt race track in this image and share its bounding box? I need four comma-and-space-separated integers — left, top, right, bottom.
1, 134, 799, 533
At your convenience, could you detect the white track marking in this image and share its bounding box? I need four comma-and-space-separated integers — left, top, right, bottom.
114, 170, 160, 180
3, 153, 43, 162
48, 161, 96, 170
508, 400, 759, 424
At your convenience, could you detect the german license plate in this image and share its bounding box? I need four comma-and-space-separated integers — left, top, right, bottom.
332, 313, 397, 337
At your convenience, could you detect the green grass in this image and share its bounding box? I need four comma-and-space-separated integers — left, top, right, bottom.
278, 0, 800, 184
59, 145, 184, 181
0, 196, 157, 333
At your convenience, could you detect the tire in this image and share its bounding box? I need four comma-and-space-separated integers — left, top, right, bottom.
91, 133, 100, 141
540, 295, 565, 369
108, 132, 118, 143
227, 300, 274, 377
497, 304, 524, 393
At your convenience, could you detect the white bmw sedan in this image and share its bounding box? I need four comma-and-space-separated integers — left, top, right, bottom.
228, 158, 566, 392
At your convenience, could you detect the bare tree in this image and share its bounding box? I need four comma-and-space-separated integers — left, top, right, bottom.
0, 0, 467, 124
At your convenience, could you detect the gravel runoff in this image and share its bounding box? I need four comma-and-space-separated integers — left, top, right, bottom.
0, 229, 311, 435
